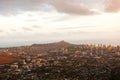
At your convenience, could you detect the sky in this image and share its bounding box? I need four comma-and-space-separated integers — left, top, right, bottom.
0, 0, 120, 47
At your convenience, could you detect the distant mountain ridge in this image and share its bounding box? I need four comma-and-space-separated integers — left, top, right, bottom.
0, 41, 74, 56
31, 40, 73, 51
32, 40, 72, 47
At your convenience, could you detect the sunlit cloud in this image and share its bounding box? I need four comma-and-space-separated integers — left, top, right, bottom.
105, 0, 120, 12
50, 0, 96, 15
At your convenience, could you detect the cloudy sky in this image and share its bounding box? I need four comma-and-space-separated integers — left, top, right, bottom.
0, 0, 120, 47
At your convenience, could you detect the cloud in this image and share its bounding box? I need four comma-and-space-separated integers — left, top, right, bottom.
105, 0, 120, 12
26, 19, 38, 22
0, 0, 46, 15
11, 29, 16, 31
50, 0, 95, 15
22, 27, 33, 31
57, 26, 97, 30
0, 30, 3, 33
0, 0, 96, 15
32, 25, 41, 28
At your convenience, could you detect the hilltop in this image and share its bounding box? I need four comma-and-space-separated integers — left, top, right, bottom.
0, 41, 73, 65
32, 40, 72, 46
31, 40, 73, 49
0, 41, 74, 56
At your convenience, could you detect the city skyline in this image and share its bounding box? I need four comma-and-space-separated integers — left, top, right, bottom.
0, 0, 120, 47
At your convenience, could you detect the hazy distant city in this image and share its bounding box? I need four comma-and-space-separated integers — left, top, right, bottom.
0, 41, 120, 80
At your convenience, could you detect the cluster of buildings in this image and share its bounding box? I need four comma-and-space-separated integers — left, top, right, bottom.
0, 44, 120, 80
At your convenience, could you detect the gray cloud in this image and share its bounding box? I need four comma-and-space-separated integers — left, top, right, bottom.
32, 25, 41, 28
22, 27, 33, 31
105, 0, 120, 12
0, 0, 46, 15
0, 0, 96, 15
0, 30, 3, 33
